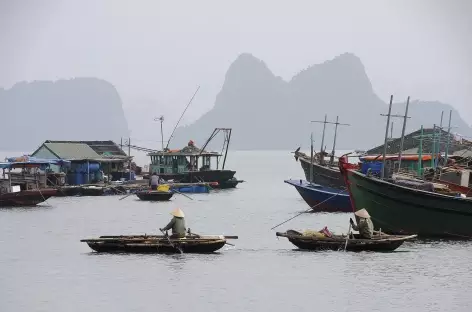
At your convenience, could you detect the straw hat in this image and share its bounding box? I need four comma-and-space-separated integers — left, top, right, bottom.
354, 208, 370, 219
170, 208, 185, 218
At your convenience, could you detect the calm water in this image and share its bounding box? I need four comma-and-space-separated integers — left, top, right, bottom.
1, 151, 472, 312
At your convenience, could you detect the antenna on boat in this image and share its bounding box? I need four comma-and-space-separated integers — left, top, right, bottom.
311, 115, 349, 165
154, 115, 165, 151
165, 86, 200, 150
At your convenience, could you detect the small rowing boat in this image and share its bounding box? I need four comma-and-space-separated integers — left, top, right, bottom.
276, 230, 416, 252
135, 191, 174, 201
80, 234, 238, 253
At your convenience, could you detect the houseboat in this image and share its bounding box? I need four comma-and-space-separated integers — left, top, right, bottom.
147, 128, 242, 188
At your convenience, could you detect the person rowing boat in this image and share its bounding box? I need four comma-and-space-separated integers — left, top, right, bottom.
159, 208, 187, 238
350, 208, 374, 239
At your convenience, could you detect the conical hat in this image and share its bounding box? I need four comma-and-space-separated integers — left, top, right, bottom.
354, 208, 370, 218
170, 208, 185, 218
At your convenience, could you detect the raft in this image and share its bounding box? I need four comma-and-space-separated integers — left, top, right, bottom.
80, 234, 238, 253
135, 190, 174, 201
276, 230, 417, 252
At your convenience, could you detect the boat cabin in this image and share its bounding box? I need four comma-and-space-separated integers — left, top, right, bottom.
148, 140, 222, 174
0, 157, 70, 193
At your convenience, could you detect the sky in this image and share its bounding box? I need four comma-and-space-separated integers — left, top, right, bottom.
1, 0, 471, 143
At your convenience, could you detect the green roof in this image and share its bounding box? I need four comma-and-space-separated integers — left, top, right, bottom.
44, 143, 99, 159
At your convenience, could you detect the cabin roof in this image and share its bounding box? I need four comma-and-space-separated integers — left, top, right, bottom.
43, 140, 127, 157
366, 128, 472, 155
31, 141, 131, 161
147, 142, 221, 157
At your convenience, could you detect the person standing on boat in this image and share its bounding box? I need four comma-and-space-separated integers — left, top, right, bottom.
149, 172, 160, 190
350, 209, 374, 239
160, 208, 187, 238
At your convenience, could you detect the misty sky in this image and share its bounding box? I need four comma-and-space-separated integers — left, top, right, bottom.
1, 0, 471, 137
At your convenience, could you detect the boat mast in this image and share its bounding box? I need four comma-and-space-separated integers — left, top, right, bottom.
444, 110, 452, 164
330, 116, 350, 165
320, 114, 327, 165
199, 128, 232, 170
311, 115, 349, 166
397, 96, 411, 171
165, 86, 200, 150
222, 129, 232, 170
310, 132, 314, 184
380, 95, 394, 179
418, 125, 423, 177
438, 111, 444, 169
431, 124, 436, 169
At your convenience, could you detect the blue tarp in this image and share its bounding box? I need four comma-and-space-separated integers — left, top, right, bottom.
0, 156, 71, 170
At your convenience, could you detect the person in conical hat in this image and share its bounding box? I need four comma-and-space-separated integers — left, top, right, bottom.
160, 208, 187, 238
350, 208, 374, 239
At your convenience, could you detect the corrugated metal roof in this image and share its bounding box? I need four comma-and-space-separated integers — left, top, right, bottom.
44, 140, 127, 156
44, 143, 99, 159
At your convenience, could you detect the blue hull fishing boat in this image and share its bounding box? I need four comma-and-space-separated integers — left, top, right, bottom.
284, 179, 351, 213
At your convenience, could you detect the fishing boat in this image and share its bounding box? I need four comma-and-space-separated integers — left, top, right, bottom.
135, 190, 174, 201
284, 179, 351, 212
0, 188, 57, 207
340, 154, 472, 238
276, 230, 416, 252
293, 149, 346, 189
0, 158, 65, 207
147, 128, 243, 189
80, 234, 238, 253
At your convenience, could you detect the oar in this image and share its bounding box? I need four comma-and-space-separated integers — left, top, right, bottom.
173, 190, 194, 200
160, 229, 183, 254
119, 193, 134, 200
344, 223, 352, 252
190, 232, 237, 246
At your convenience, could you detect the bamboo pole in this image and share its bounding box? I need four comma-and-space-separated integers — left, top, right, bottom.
381, 95, 394, 179
397, 96, 410, 171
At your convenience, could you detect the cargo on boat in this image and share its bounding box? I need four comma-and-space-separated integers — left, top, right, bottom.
284, 179, 351, 212
276, 230, 416, 252
80, 234, 238, 253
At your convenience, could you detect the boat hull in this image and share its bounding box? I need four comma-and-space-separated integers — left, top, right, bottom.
345, 169, 472, 238
161, 170, 236, 184
298, 157, 345, 189
81, 235, 228, 254
284, 179, 351, 212
276, 231, 415, 252
135, 191, 174, 201
0, 189, 57, 207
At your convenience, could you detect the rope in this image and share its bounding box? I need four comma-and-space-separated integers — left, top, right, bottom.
270, 189, 346, 230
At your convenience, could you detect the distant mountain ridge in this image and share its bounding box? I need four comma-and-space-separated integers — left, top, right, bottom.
170, 53, 472, 151
0, 78, 129, 151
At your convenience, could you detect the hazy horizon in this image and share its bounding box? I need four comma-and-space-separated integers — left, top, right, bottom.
1, 0, 471, 140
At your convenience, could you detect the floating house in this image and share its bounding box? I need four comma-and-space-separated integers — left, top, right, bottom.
31, 140, 134, 185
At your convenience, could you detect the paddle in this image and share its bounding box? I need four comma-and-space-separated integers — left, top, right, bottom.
173, 190, 194, 201
119, 193, 134, 200
344, 223, 352, 252
160, 229, 183, 254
